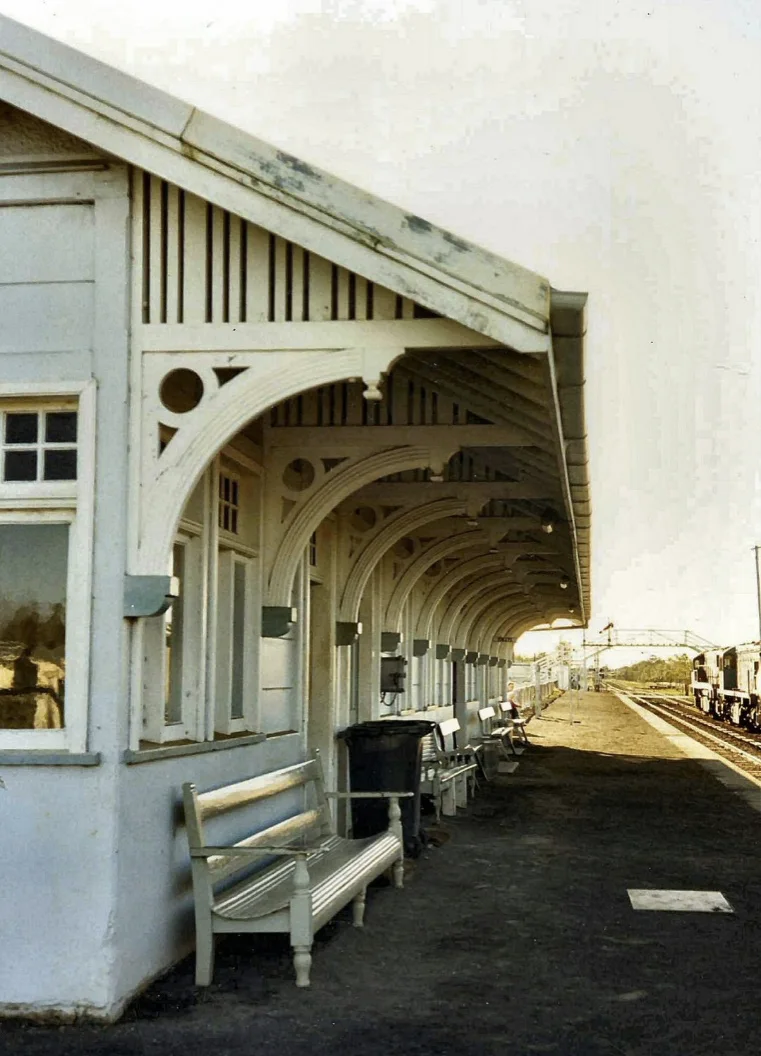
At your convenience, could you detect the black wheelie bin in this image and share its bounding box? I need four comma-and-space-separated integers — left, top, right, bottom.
339, 719, 436, 857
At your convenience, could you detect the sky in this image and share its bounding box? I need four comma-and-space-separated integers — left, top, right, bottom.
2, 0, 760, 659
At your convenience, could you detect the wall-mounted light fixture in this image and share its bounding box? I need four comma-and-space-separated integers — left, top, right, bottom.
540, 509, 556, 534
559, 576, 569, 590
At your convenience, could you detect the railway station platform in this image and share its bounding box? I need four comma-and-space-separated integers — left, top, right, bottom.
4, 690, 761, 1056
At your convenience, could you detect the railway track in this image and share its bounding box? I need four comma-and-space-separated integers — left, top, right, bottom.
606, 682, 761, 782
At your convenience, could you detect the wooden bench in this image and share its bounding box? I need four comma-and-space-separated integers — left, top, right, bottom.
182, 754, 409, 989
497, 699, 531, 748
476, 705, 523, 777
419, 717, 479, 820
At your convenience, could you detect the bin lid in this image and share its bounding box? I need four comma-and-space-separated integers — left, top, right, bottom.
339, 719, 437, 739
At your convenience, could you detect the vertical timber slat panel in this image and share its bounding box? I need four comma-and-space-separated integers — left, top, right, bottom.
228, 214, 242, 324
291, 244, 305, 323
335, 267, 351, 321
354, 276, 368, 321
210, 205, 226, 323
272, 236, 288, 323
134, 169, 148, 323
182, 192, 207, 324
136, 171, 435, 329
165, 183, 181, 323
372, 283, 396, 320
308, 253, 333, 321
148, 176, 163, 325
244, 223, 270, 323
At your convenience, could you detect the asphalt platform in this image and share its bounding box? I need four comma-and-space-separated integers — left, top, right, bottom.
4, 690, 761, 1056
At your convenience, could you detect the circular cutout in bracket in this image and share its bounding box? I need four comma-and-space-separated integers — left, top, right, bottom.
159, 369, 204, 414
282, 458, 316, 492
349, 506, 378, 532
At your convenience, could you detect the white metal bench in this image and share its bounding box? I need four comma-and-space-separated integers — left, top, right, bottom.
182, 754, 409, 989
419, 717, 479, 820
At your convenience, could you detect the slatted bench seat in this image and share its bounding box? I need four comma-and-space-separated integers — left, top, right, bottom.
182, 754, 409, 989
419, 717, 479, 820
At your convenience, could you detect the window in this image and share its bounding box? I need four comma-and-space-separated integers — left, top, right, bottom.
1, 409, 78, 483
0, 385, 94, 752
139, 450, 261, 746
0, 523, 67, 730
218, 472, 240, 535
215, 550, 256, 734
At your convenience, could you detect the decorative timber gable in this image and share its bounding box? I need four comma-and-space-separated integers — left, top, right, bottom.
0, 15, 591, 624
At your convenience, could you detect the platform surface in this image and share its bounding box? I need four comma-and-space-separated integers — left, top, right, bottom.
5, 690, 761, 1056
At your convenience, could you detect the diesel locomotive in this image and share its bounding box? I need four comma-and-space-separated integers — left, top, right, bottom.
691, 643, 761, 729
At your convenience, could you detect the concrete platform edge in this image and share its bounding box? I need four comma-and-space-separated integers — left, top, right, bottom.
613, 690, 761, 813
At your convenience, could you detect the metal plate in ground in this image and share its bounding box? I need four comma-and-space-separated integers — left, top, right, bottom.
627, 889, 733, 912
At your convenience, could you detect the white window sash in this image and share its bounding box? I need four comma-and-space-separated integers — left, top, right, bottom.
0, 509, 86, 751
0, 381, 94, 753
215, 550, 257, 736
141, 530, 204, 744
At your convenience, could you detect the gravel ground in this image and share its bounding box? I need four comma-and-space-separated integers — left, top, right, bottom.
3, 690, 761, 1056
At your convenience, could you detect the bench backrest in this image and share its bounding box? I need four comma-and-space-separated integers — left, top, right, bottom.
478, 706, 496, 735
437, 717, 461, 749
421, 717, 461, 768
498, 700, 517, 721
183, 756, 333, 892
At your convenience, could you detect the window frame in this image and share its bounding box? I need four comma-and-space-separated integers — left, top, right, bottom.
0, 381, 95, 753
135, 444, 263, 748
215, 547, 259, 736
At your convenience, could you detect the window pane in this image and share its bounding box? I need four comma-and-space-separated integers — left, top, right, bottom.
43, 449, 77, 481
45, 412, 77, 444
230, 561, 246, 720
4, 450, 37, 482
0, 523, 67, 729
5, 413, 38, 444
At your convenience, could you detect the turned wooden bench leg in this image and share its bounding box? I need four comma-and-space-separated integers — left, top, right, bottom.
293, 944, 312, 987
291, 855, 313, 987
352, 887, 367, 926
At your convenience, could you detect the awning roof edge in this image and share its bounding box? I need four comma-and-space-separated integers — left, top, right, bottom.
550, 289, 592, 623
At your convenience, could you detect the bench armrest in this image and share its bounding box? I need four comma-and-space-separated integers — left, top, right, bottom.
439, 746, 478, 761
190, 842, 331, 859
324, 791, 414, 799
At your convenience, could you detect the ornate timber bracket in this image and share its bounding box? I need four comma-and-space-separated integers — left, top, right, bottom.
128, 344, 406, 576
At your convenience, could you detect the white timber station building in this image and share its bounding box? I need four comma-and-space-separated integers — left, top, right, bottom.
0, 15, 591, 1020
